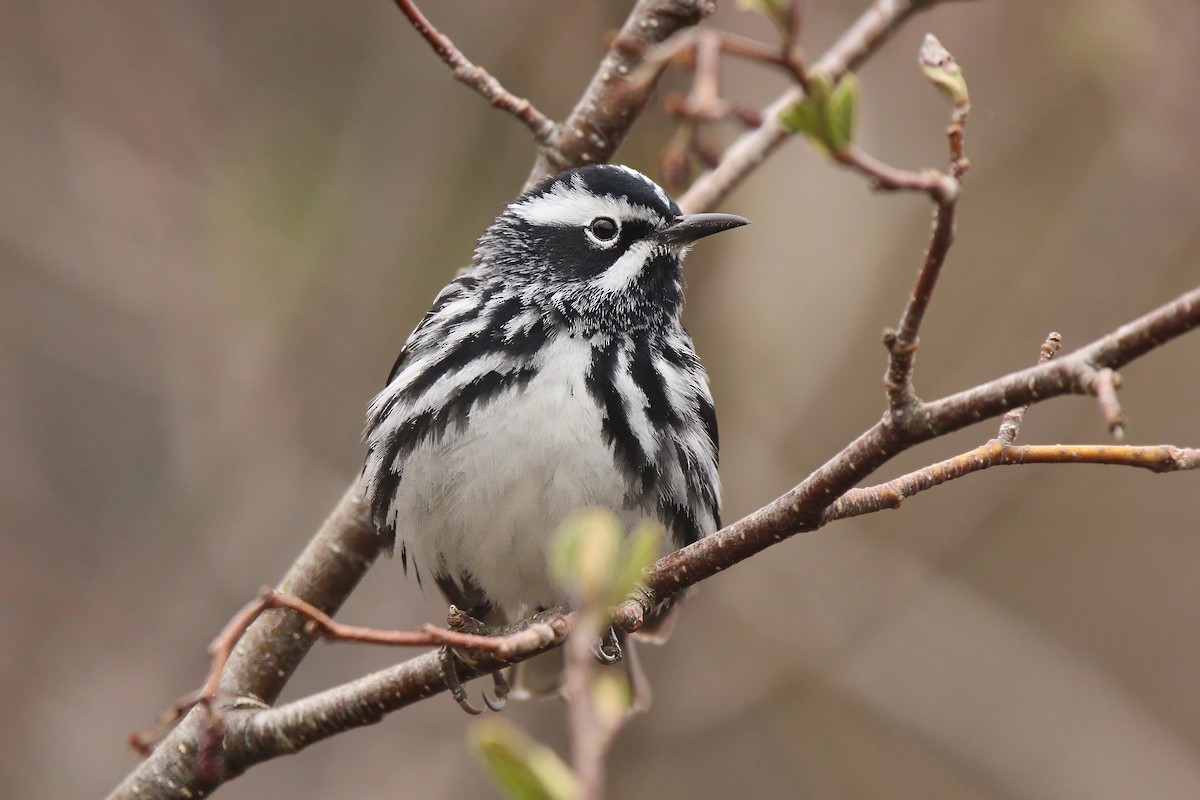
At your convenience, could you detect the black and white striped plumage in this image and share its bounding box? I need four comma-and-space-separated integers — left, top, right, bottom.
363, 164, 745, 629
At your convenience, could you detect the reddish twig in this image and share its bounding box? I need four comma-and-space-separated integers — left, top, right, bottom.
1091, 367, 1128, 440
645, 2, 809, 83
831, 147, 959, 201
948, 112, 969, 179
780, 0, 809, 86
690, 31, 723, 118
656, 30, 778, 190
997, 331, 1063, 445
131, 587, 568, 752
128, 592, 281, 754
643, 28, 808, 85
837, 36, 971, 416
660, 124, 697, 192
392, 0, 554, 143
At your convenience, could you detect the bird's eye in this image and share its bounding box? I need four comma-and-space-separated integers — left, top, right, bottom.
588, 217, 619, 243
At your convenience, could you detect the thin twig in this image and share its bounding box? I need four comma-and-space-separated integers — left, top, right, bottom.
392, 0, 555, 143
661, 38, 730, 123
882, 198, 957, 411
679, 0, 976, 213
565, 618, 604, 800
783, 0, 808, 79
641, 28, 807, 83
997, 332, 1063, 445
831, 147, 959, 200
131, 588, 567, 751
1092, 367, 1128, 440
827, 442, 1200, 521
263, 589, 562, 656
656, 30, 771, 190
690, 31, 724, 119
872, 35, 973, 413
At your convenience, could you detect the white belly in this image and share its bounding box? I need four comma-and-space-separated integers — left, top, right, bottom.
393, 335, 630, 614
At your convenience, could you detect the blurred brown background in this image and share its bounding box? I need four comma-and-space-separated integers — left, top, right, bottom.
3, 1, 1200, 798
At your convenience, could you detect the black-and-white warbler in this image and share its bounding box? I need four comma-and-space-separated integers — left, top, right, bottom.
362, 164, 746, 707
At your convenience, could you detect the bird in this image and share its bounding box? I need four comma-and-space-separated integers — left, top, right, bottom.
362, 163, 746, 711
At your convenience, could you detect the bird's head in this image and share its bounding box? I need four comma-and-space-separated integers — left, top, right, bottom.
474, 164, 747, 334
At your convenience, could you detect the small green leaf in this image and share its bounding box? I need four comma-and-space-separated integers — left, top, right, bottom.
919, 33, 970, 110
779, 98, 817, 139
779, 72, 827, 140
549, 509, 623, 609
470, 720, 579, 800
826, 73, 859, 152
614, 521, 660, 602
779, 72, 857, 154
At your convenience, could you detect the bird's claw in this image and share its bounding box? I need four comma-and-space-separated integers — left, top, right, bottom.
483, 671, 510, 712
440, 636, 510, 715
440, 645, 486, 714
593, 626, 623, 665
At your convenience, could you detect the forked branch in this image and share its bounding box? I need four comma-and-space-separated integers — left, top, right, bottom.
107, 1, 1197, 798
627, 286, 1200, 618
116, 286, 1200, 797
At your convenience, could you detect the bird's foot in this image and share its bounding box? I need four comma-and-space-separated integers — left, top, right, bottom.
440, 606, 511, 715
593, 625, 623, 664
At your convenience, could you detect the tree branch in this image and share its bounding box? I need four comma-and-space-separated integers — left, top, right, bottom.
111, 288, 1200, 795
107, 483, 384, 799
219, 614, 574, 781
106, 1, 1196, 796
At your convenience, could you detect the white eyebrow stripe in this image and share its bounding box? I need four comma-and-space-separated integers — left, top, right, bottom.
509, 182, 661, 228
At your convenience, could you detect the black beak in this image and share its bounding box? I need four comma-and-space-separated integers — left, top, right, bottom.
661, 212, 750, 245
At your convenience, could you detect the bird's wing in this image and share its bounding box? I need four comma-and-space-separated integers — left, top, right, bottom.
385, 273, 479, 385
